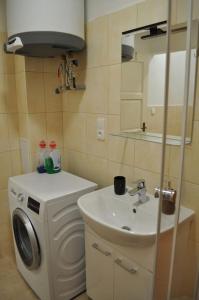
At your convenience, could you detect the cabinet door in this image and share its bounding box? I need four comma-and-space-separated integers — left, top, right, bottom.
85, 232, 114, 300
114, 254, 153, 300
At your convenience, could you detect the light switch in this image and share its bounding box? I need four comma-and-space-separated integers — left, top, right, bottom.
96, 117, 105, 141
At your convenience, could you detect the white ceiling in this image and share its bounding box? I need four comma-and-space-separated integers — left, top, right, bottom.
86, 0, 144, 21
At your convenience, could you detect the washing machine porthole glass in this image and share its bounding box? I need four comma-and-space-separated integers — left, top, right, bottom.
12, 208, 41, 270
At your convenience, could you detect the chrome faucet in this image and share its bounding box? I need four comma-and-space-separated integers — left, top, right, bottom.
128, 179, 149, 204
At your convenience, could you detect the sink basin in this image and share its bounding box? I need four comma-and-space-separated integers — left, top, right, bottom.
78, 186, 194, 246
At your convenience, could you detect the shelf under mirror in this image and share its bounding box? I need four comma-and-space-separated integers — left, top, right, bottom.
110, 130, 191, 146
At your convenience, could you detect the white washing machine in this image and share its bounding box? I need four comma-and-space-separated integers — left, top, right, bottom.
8, 171, 97, 300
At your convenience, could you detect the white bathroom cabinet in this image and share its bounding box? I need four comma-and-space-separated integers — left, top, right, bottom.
85, 230, 153, 300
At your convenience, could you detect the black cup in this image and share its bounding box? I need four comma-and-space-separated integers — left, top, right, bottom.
114, 176, 126, 195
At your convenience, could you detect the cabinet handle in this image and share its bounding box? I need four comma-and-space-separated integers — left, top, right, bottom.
115, 258, 138, 274
92, 242, 111, 257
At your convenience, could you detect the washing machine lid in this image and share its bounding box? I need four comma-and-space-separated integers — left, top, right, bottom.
9, 171, 97, 202
13, 208, 41, 270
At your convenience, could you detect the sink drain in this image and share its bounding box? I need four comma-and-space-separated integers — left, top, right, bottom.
121, 225, 131, 231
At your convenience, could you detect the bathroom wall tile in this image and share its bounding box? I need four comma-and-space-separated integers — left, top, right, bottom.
0, 114, 10, 152
14, 55, 25, 73
62, 70, 87, 113
86, 16, 109, 68
86, 114, 108, 159
0, 190, 10, 225
170, 122, 199, 184
120, 100, 142, 130
28, 113, 47, 152
176, 0, 199, 24
11, 150, 22, 176
108, 64, 121, 115
134, 140, 168, 174
121, 61, 143, 96
63, 112, 86, 153
86, 155, 108, 187
8, 114, 20, 150
108, 136, 134, 166
6, 74, 18, 113
26, 72, 45, 113
107, 161, 134, 186
43, 57, 61, 73
63, 149, 89, 180
0, 1, 6, 33
15, 72, 28, 113
0, 74, 6, 113
18, 113, 29, 139
46, 112, 63, 148
44, 72, 62, 112
86, 67, 109, 114
25, 57, 44, 72
0, 152, 12, 189
108, 5, 137, 64
0, 222, 14, 259
137, 0, 167, 28
107, 115, 120, 134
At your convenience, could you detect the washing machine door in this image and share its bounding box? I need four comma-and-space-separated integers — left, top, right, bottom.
12, 208, 41, 270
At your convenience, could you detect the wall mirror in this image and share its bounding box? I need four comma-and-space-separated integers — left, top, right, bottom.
119, 20, 199, 145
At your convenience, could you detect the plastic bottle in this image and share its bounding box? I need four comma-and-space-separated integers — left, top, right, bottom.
45, 141, 61, 174
37, 140, 48, 173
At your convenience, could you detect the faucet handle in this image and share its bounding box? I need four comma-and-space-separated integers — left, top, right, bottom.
134, 179, 145, 189
154, 187, 160, 198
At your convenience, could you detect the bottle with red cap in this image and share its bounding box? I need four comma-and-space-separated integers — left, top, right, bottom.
37, 140, 48, 173
45, 141, 61, 174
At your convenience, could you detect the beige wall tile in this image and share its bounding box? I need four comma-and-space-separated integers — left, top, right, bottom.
86, 114, 108, 158
18, 113, 29, 139
121, 100, 142, 130
87, 16, 109, 68
0, 189, 10, 225
135, 140, 165, 174
25, 57, 44, 72
14, 55, 25, 73
8, 114, 19, 150
108, 136, 134, 166
86, 67, 109, 114
107, 161, 134, 186
11, 150, 22, 176
121, 61, 143, 95
108, 64, 121, 115
86, 155, 108, 187
63, 112, 86, 152
0, 74, 6, 113
15, 72, 28, 113
28, 113, 47, 152
0, 114, 10, 152
0, 152, 12, 189
63, 149, 89, 179
26, 72, 45, 113
137, 0, 167, 27
62, 70, 87, 113
46, 112, 63, 148
43, 57, 61, 73
108, 6, 137, 64
5, 74, 18, 113
108, 115, 120, 134
44, 72, 62, 112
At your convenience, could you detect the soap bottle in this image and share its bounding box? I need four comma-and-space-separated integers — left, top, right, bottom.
37, 140, 48, 173
45, 141, 61, 174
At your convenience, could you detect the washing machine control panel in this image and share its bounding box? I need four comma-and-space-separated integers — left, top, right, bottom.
27, 197, 40, 215
17, 193, 25, 202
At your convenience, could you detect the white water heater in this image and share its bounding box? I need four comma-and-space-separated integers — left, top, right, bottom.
5, 0, 85, 57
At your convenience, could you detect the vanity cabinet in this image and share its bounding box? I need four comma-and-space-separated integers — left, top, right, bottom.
85, 231, 114, 300
85, 231, 153, 300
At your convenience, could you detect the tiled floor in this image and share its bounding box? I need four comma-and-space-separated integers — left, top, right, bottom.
0, 257, 89, 300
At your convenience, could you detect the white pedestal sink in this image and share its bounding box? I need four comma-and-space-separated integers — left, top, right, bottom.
78, 186, 194, 246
